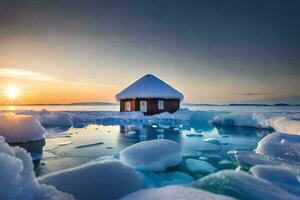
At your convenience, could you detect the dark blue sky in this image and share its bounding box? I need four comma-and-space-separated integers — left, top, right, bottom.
0, 0, 299, 103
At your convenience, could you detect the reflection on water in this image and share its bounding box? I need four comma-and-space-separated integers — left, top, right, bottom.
35, 121, 271, 177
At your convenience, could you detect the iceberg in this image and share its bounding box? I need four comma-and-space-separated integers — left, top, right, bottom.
0, 113, 44, 143
38, 160, 143, 200
120, 139, 182, 171
195, 169, 299, 200
121, 185, 235, 200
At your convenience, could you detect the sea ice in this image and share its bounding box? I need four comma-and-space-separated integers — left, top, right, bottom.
250, 165, 300, 196
195, 169, 299, 200
212, 112, 271, 128
38, 160, 143, 200
203, 138, 221, 145
39, 111, 73, 127
0, 113, 44, 143
120, 139, 182, 171
0, 136, 73, 200
256, 132, 300, 163
121, 185, 235, 200
186, 159, 217, 174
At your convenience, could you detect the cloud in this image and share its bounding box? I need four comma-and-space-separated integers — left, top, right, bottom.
234, 93, 272, 96
0, 68, 57, 81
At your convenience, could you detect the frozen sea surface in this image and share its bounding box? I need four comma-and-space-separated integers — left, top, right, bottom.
1, 105, 300, 199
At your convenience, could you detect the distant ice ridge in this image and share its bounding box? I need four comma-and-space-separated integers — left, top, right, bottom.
0, 136, 73, 200
0, 113, 44, 143
212, 112, 300, 135
120, 139, 182, 171
13, 108, 217, 128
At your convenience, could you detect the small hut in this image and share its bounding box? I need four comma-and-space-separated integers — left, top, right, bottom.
116, 74, 184, 115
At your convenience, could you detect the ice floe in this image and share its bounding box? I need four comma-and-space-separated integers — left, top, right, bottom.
120, 139, 182, 171
121, 185, 235, 200
0, 113, 44, 143
256, 132, 300, 163
0, 136, 73, 200
203, 138, 221, 145
38, 160, 143, 200
195, 169, 299, 200
250, 165, 300, 196
186, 159, 217, 174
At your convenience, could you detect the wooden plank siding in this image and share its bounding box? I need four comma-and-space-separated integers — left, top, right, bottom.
120, 98, 180, 115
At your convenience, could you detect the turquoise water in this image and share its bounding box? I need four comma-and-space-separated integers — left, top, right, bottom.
35, 121, 271, 183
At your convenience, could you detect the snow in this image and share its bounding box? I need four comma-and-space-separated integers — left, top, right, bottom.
120, 139, 182, 171
255, 132, 300, 163
121, 185, 235, 200
250, 165, 300, 196
186, 159, 217, 174
195, 169, 299, 200
0, 113, 44, 143
38, 160, 143, 200
0, 136, 73, 200
116, 74, 184, 100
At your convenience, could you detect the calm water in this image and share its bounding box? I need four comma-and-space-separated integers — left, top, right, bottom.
34, 121, 271, 182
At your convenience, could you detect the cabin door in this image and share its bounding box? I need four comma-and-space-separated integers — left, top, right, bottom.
140, 101, 147, 113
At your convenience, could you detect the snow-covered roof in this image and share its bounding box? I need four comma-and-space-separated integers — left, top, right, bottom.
116, 74, 184, 101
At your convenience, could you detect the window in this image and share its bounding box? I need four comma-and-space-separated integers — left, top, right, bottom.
125, 101, 131, 111
158, 100, 164, 110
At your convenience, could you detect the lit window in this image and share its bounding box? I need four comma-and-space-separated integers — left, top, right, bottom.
158, 100, 164, 110
125, 101, 131, 111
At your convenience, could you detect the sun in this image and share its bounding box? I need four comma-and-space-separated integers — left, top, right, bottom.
4, 86, 19, 100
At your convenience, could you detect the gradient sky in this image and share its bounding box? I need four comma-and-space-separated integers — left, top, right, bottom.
0, 0, 299, 104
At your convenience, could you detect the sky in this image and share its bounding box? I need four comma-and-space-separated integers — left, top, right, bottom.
0, 0, 299, 104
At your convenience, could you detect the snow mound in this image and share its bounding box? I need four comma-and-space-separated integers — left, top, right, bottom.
38, 160, 143, 200
250, 165, 300, 196
0, 113, 44, 143
0, 136, 73, 200
186, 159, 217, 174
121, 185, 235, 200
256, 132, 300, 163
39, 111, 73, 127
120, 139, 182, 171
195, 169, 299, 200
